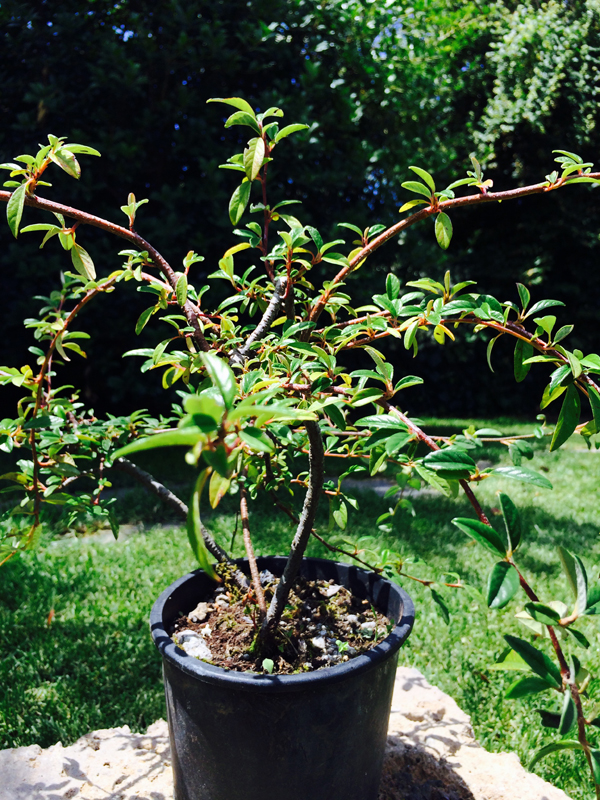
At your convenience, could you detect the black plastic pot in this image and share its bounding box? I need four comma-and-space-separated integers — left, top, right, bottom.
150, 556, 415, 800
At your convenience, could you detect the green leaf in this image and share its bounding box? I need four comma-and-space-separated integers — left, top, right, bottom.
536, 709, 561, 729
506, 676, 555, 699
355, 414, 407, 431
588, 386, 600, 431
490, 466, 552, 490
240, 427, 274, 453
332, 497, 348, 529
525, 299, 565, 318
187, 469, 219, 580
176, 273, 188, 307
487, 562, 519, 609
529, 741, 583, 770
413, 464, 456, 498
208, 471, 231, 509
399, 198, 429, 213
489, 647, 529, 672
274, 124, 309, 143
524, 602, 561, 625
550, 383, 580, 451
452, 517, 506, 557
224, 111, 260, 133
409, 165, 435, 192
422, 447, 476, 479
113, 428, 205, 458
49, 149, 81, 179
430, 588, 450, 624
229, 181, 251, 225
7, 182, 26, 237
566, 627, 590, 649
591, 750, 600, 785
135, 306, 156, 335
70, 244, 96, 280
498, 492, 521, 551
434, 212, 452, 250
504, 634, 562, 688
514, 340, 533, 383
262, 658, 275, 674
401, 180, 432, 199
207, 96, 255, 115
517, 283, 530, 311
201, 352, 236, 409
63, 143, 101, 157
557, 546, 587, 615
244, 137, 265, 181
386, 273, 401, 301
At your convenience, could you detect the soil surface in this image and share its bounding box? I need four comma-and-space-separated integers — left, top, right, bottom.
169, 570, 391, 674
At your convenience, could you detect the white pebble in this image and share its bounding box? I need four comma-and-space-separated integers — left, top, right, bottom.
311, 636, 327, 650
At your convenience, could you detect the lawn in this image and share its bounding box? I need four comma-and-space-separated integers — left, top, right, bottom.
1, 418, 599, 799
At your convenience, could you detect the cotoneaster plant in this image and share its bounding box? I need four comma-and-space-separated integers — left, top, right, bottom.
2, 98, 600, 794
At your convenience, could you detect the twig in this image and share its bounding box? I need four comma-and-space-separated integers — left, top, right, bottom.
0, 190, 210, 352
239, 479, 267, 618
112, 457, 248, 589
231, 277, 287, 364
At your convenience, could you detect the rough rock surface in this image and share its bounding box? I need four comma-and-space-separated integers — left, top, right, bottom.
0, 667, 571, 800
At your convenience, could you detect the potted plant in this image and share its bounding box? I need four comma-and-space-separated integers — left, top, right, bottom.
2, 98, 600, 798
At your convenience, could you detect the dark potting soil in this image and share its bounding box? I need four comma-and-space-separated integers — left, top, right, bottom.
169, 571, 392, 675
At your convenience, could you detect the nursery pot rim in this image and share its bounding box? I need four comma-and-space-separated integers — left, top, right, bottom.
150, 555, 415, 693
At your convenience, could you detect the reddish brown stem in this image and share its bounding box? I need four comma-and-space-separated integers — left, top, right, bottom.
0, 190, 209, 352
308, 171, 600, 325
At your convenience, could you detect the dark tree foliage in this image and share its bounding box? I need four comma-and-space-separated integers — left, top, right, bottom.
1, 0, 600, 417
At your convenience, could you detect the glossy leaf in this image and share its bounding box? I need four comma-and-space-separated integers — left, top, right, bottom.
71, 244, 96, 280
201, 352, 236, 409
187, 469, 219, 580
452, 517, 506, 557
274, 124, 310, 142
7, 182, 26, 237
113, 427, 205, 458
208, 471, 231, 509
498, 492, 521, 551
514, 339, 533, 382
244, 137, 265, 181
487, 562, 519, 609
504, 634, 561, 688
430, 588, 450, 624
422, 447, 476, 479
229, 182, 251, 225
524, 602, 560, 625
207, 96, 255, 115
529, 741, 583, 770
434, 212, 452, 250
176, 273, 188, 306
557, 545, 587, 615
240, 427, 275, 453
505, 676, 554, 698
490, 466, 552, 489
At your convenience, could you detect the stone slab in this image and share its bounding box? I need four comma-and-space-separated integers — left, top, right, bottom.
0, 667, 571, 800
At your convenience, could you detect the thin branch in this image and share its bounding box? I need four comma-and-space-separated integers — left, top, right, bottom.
308, 172, 600, 325
0, 190, 210, 352
239, 479, 267, 617
260, 420, 324, 637
231, 276, 287, 365
112, 457, 248, 589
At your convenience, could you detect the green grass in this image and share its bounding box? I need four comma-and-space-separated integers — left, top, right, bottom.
1, 420, 599, 799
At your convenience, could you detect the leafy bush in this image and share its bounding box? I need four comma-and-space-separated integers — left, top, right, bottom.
2, 98, 600, 793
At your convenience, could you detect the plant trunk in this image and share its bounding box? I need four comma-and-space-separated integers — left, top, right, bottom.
259, 420, 324, 638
